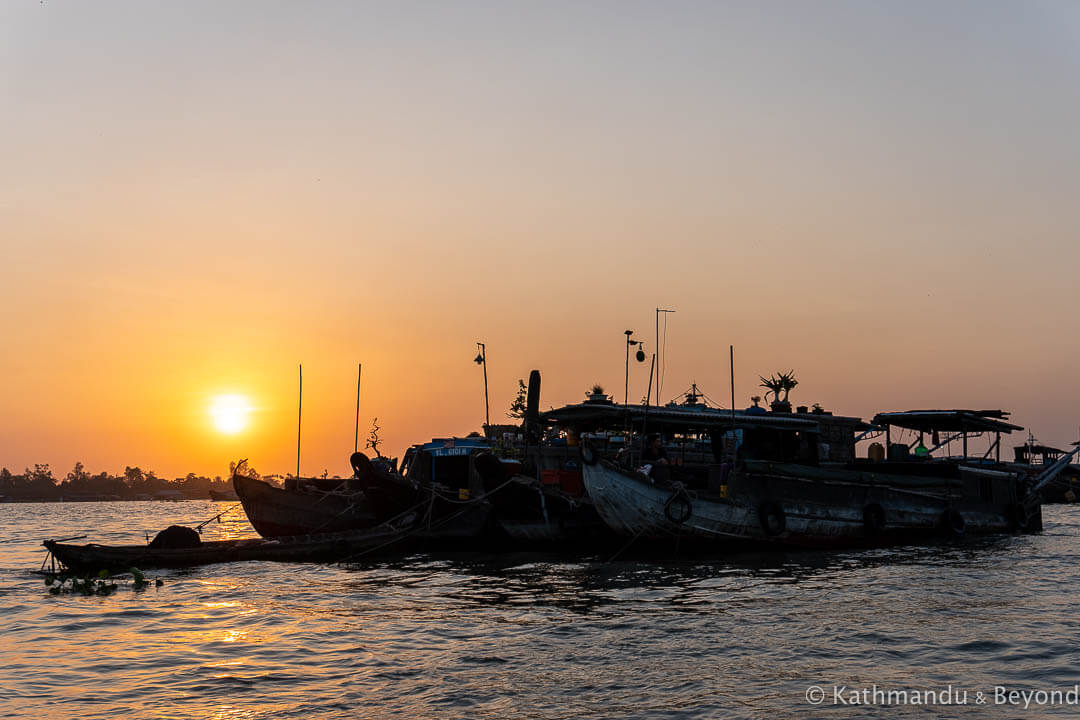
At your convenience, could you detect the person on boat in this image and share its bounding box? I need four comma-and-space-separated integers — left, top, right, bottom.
642, 434, 669, 465
639, 433, 670, 482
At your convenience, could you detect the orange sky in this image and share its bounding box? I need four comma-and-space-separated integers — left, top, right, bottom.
3, 2, 1079, 478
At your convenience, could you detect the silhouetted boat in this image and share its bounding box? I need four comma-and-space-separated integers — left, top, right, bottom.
548, 403, 1076, 549
208, 489, 239, 501
1010, 435, 1080, 503
43, 524, 417, 571
477, 370, 617, 546
233, 441, 494, 540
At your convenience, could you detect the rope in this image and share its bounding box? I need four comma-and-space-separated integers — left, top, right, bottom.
335, 475, 519, 565
195, 503, 242, 531
605, 527, 646, 563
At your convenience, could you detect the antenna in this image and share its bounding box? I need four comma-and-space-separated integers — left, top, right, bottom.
655, 308, 675, 400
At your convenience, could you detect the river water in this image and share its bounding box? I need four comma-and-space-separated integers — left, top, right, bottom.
3, 501, 1080, 718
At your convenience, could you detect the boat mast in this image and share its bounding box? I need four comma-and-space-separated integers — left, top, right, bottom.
296, 363, 302, 479
729, 345, 736, 463
354, 363, 362, 453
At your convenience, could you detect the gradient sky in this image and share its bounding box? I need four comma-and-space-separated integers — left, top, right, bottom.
3, 1, 1079, 478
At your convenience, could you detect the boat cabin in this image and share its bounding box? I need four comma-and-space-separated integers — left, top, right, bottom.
400, 437, 491, 498
1014, 441, 1068, 466
540, 401, 870, 467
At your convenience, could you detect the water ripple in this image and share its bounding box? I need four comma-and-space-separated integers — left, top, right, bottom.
4, 502, 1080, 717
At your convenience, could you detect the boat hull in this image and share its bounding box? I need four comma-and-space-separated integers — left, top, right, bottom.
233, 475, 380, 537
583, 459, 1038, 549
490, 478, 614, 544
44, 526, 418, 571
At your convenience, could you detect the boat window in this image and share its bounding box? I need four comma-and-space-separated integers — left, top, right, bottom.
431, 454, 471, 490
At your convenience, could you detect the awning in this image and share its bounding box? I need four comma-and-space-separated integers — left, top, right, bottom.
872, 409, 1023, 434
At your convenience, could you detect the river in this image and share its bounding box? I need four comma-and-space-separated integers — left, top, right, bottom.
3, 501, 1080, 718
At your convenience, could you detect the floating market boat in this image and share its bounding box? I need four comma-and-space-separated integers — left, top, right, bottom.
41, 521, 444, 572
1010, 435, 1080, 503
472, 371, 616, 546
234, 441, 494, 540
549, 401, 1079, 549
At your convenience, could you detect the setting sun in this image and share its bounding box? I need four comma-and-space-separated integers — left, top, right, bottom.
209, 395, 252, 435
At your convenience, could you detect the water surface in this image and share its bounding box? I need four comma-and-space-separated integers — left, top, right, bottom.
3, 501, 1080, 718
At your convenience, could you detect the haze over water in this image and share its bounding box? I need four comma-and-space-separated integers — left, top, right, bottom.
4, 501, 1080, 718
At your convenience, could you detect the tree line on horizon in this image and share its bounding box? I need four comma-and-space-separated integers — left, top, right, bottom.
3, 386, 535, 502
0, 462, 266, 502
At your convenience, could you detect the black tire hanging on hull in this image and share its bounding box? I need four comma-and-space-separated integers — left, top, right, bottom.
941, 509, 966, 537
758, 501, 786, 536
1008, 502, 1031, 532
664, 494, 692, 524
863, 503, 887, 536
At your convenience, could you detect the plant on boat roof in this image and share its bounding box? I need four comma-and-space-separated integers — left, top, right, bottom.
507, 379, 528, 419
366, 418, 384, 458
759, 370, 798, 403
590, 384, 605, 396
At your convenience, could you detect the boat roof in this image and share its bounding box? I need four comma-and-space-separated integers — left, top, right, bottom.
1017, 443, 1065, 455
541, 402, 823, 432
411, 437, 490, 457
872, 409, 1023, 434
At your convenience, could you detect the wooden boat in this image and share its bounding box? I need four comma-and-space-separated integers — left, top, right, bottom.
478, 370, 618, 546
234, 443, 494, 540
478, 456, 613, 544
233, 473, 383, 537
1010, 436, 1080, 503
43, 447, 506, 572
42, 525, 412, 572
545, 402, 1077, 549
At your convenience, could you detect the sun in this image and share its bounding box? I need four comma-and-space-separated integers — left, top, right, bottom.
209, 394, 252, 434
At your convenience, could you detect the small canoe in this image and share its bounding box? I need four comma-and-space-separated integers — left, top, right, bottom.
42, 525, 412, 572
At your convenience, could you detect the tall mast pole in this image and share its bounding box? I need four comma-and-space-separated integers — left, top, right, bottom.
476, 342, 489, 430
354, 363, 362, 453
730, 346, 736, 463
296, 363, 302, 479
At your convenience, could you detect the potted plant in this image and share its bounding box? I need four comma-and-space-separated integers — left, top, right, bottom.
585, 384, 612, 404
759, 371, 798, 413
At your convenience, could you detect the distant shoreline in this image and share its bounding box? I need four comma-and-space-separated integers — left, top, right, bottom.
0, 497, 221, 504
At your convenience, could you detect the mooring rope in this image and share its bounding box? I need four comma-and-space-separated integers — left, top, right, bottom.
335, 475, 519, 565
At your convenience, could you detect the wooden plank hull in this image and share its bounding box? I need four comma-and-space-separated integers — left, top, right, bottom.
233, 475, 380, 537
43, 526, 411, 571
583, 459, 1039, 549
43, 501, 496, 572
